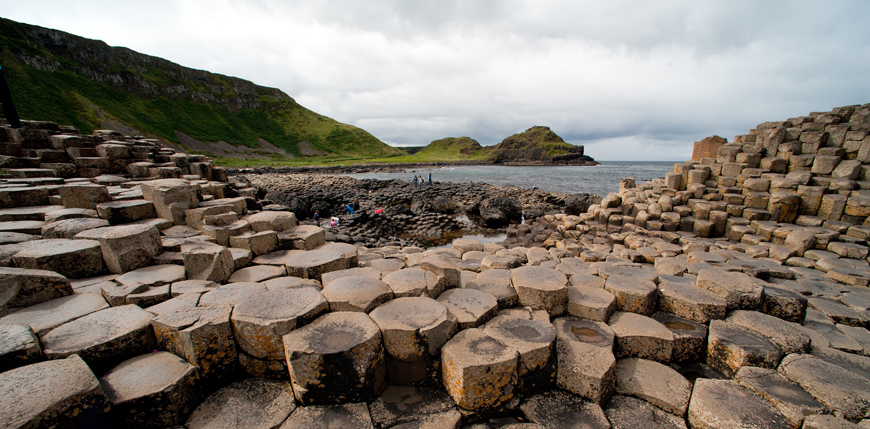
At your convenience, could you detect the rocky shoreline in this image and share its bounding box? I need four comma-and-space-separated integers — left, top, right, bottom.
228, 157, 598, 175
233, 171, 599, 247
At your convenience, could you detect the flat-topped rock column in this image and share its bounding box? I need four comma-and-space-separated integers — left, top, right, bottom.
283, 249, 346, 281
369, 296, 457, 384
140, 179, 196, 225
58, 183, 110, 209
185, 378, 297, 429
151, 307, 238, 388
381, 267, 439, 298
483, 312, 556, 378
89, 224, 163, 274
609, 312, 674, 362
231, 287, 328, 360
687, 378, 791, 429
440, 327, 519, 411
283, 311, 386, 405
734, 366, 825, 428
99, 352, 198, 428
511, 266, 568, 316
321, 276, 394, 312
0, 292, 109, 337
521, 390, 610, 429
436, 288, 499, 329
41, 304, 156, 374
12, 238, 105, 278
553, 316, 616, 403
706, 320, 783, 377
181, 242, 234, 283
0, 355, 110, 429
0, 324, 43, 372
95, 199, 156, 224
280, 224, 325, 250
614, 358, 691, 417
0, 266, 73, 310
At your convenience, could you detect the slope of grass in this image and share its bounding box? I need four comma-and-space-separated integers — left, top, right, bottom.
0, 18, 401, 159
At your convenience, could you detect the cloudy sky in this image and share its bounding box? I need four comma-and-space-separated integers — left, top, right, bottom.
2, 1, 869, 160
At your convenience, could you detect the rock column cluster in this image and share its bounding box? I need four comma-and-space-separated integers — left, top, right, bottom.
1, 107, 870, 429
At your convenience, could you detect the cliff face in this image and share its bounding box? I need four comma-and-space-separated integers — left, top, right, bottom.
15, 23, 290, 112
0, 18, 400, 159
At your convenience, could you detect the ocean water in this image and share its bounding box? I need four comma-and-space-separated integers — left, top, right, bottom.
341, 161, 680, 197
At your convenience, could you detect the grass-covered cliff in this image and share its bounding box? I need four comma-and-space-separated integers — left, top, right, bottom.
395, 126, 595, 165
0, 18, 400, 159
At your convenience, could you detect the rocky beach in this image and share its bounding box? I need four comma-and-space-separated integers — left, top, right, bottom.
1, 103, 870, 429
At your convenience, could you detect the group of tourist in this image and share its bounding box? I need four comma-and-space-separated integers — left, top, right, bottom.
412, 172, 433, 189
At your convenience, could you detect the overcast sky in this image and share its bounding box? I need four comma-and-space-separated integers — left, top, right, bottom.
2, 1, 869, 160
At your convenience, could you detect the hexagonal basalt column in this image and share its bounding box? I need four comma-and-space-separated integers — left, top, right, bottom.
511, 266, 568, 316
321, 276, 394, 312
609, 312, 674, 363
41, 304, 156, 373
283, 249, 346, 281
231, 287, 328, 360
382, 267, 439, 297
369, 296, 457, 362
483, 313, 556, 376
553, 316, 616, 403
185, 378, 297, 429
440, 328, 519, 411
437, 288, 499, 329
706, 320, 782, 378
12, 238, 105, 279
0, 355, 109, 429
99, 352, 198, 428
283, 311, 386, 405
151, 307, 238, 388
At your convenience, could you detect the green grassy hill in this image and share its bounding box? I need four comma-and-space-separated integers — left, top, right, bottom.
0, 18, 400, 159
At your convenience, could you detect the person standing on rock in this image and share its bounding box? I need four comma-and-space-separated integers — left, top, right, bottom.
428, 171, 432, 186
313, 210, 320, 223
413, 176, 418, 188
352, 198, 360, 212
345, 204, 354, 215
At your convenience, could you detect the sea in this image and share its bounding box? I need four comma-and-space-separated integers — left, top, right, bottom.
340, 161, 681, 197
